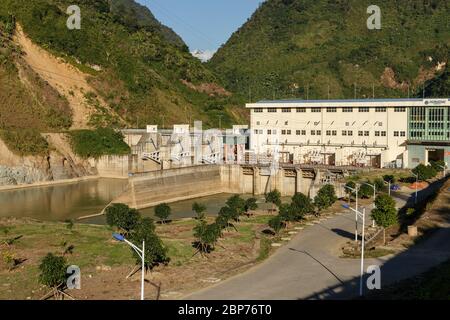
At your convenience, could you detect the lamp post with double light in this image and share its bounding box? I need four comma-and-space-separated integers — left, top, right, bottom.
113, 233, 145, 300
342, 204, 366, 297
362, 182, 376, 227
344, 183, 359, 242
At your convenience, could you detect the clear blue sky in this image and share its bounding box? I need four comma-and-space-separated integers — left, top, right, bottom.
139, 0, 263, 53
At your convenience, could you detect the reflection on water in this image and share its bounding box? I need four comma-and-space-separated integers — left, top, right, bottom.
1, 178, 295, 225
0, 179, 128, 222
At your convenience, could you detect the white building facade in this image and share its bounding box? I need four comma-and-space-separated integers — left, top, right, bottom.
248, 98, 450, 169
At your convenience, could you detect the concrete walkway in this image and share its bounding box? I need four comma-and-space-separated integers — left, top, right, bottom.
185, 182, 450, 300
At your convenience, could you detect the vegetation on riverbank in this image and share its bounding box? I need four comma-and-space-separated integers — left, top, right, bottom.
68, 128, 130, 158
0, 129, 49, 156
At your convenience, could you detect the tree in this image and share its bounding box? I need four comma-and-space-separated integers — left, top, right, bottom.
38, 253, 68, 300
244, 197, 258, 217
372, 194, 398, 244
105, 203, 140, 234
192, 202, 207, 220
290, 192, 315, 220
265, 189, 282, 213
412, 164, 437, 181
226, 195, 246, 219
129, 218, 169, 271
359, 182, 374, 199
193, 220, 220, 255
374, 178, 385, 192
154, 203, 171, 224
314, 184, 337, 213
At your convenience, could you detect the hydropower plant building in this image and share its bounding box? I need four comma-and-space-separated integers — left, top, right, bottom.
247, 98, 450, 169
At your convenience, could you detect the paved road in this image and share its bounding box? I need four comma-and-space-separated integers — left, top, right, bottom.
185, 182, 450, 300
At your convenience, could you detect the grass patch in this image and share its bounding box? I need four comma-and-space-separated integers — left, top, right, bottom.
68, 128, 130, 158
257, 236, 271, 262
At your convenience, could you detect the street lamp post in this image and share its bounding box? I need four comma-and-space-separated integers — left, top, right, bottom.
411, 172, 418, 204
362, 182, 376, 227
113, 233, 145, 300
342, 205, 366, 297
344, 184, 359, 242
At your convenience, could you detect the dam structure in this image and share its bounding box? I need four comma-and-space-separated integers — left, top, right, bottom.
115, 163, 351, 210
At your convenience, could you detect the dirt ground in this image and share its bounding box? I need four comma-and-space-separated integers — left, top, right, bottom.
0, 213, 276, 300
13, 24, 123, 129
0, 201, 346, 301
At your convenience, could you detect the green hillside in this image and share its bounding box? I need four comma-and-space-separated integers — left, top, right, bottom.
209, 0, 449, 101
0, 0, 245, 131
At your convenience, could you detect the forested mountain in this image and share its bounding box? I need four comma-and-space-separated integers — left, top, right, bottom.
0, 0, 243, 132
109, 0, 186, 48
209, 0, 449, 101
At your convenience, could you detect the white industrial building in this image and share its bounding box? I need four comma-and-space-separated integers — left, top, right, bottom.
247, 98, 450, 169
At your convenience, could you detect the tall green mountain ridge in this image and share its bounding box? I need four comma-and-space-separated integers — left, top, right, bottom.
209, 0, 449, 101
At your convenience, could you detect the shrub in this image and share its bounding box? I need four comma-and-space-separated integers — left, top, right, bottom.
68, 128, 130, 158
129, 218, 169, 270
374, 178, 385, 192
226, 195, 246, 218
105, 203, 141, 234
192, 202, 206, 220
412, 164, 437, 181
38, 253, 67, 289
265, 189, 282, 212
290, 193, 314, 220
154, 203, 171, 223
383, 175, 396, 183
244, 197, 258, 215
314, 185, 337, 212
359, 182, 374, 199
268, 215, 285, 233
429, 160, 446, 172
0, 129, 49, 156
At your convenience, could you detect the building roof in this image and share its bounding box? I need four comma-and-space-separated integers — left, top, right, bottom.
246, 98, 450, 108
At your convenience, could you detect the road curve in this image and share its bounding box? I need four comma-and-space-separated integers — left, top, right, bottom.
185, 188, 450, 300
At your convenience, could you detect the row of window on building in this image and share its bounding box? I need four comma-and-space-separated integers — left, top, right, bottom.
253, 107, 407, 113
254, 129, 406, 137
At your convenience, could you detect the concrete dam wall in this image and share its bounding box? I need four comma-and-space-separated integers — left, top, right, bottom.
116, 164, 346, 209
